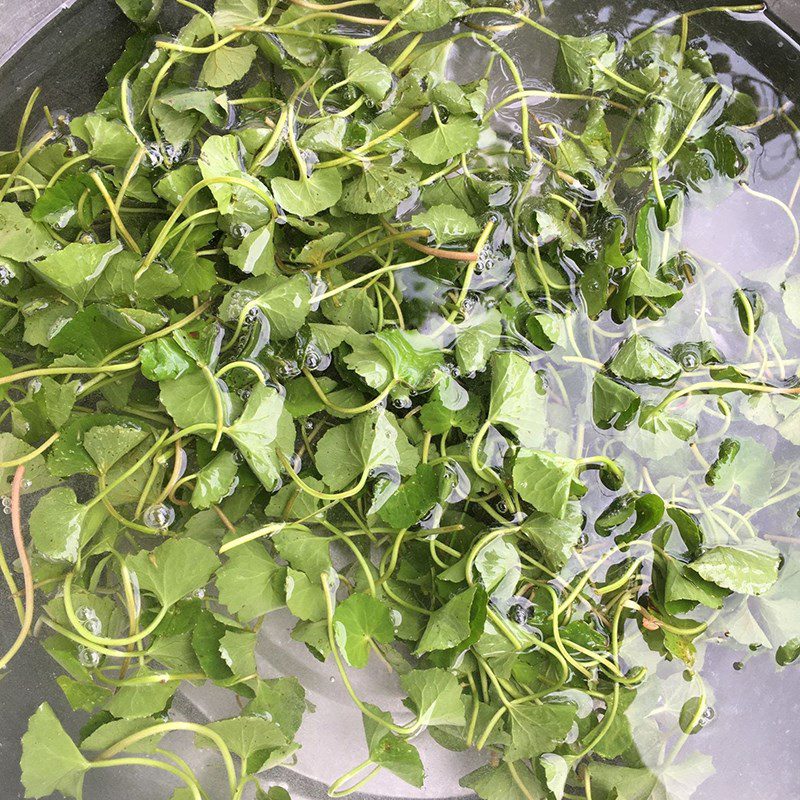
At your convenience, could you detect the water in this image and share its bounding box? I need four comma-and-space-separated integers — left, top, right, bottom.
1, 1, 800, 799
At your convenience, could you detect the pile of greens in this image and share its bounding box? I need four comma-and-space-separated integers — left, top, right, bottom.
1, 0, 799, 798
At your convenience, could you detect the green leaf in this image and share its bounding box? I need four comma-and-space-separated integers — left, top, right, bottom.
520, 503, 584, 571
216, 542, 286, 622
191, 450, 239, 509
80, 717, 165, 753
126, 538, 220, 608
339, 164, 417, 215
374, 329, 443, 389
245, 676, 307, 739
29, 487, 87, 564
198, 135, 262, 215
114, 0, 161, 25
315, 410, 417, 491
83, 423, 149, 473
593, 373, 641, 430
609, 334, 681, 384
377, 462, 441, 528
411, 204, 480, 245
419, 378, 481, 436
506, 700, 577, 760
276, 4, 330, 65
488, 352, 547, 446
0, 202, 57, 261
204, 716, 290, 775
201, 44, 258, 88
400, 667, 466, 726
220, 629, 257, 676
474, 537, 521, 601
461, 760, 545, 800
455, 308, 502, 374
377, 0, 467, 31
271, 169, 343, 217
408, 116, 480, 165
555, 33, 617, 92
70, 114, 139, 168
341, 48, 392, 102
29, 241, 122, 304
21, 704, 88, 799
49, 304, 158, 363
273, 527, 332, 579
36, 376, 79, 427
342, 332, 392, 386
688, 539, 780, 596
513, 449, 579, 519
285, 568, 327, 621
362, 704, 425, 787
219, 273, 311, 339
704, 436, 774, 507
226, 384, 296, 491
160, 368, 234, 430
333, 593, 395, 668
105, 670, 177, 719
224, 224, 275, 276
415, 584, 487, 654
297, 118, 347, 154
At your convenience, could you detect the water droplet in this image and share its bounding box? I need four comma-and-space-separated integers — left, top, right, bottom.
392, 396, 412, 409
28, 378, 42, 394
289, 454, 302, 474
475, 245, 496, 274
699, 706, 715, 727
143, 503, 175, 531
390, 609, 403, 628
1, 496, 10, 508
193, 588, 206, 599
231, 222, 253, 241
76, 606, 102, 635
2, 506, 10, 515
277, 360, 300, 379
304, 419, 315, 431
0, 265, 12, 286
77, 646, 101, 667
460, 293, 478, 315
733, 661, 744, 671
329, 676, 336, 683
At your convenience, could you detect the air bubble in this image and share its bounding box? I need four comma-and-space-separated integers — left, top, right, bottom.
77, 646, 101, 668
143, 503, 175, 531
277, 360, 300, 379
698, 706, 715, 727
231, 223, 253, 240
76, 606, 102, 635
